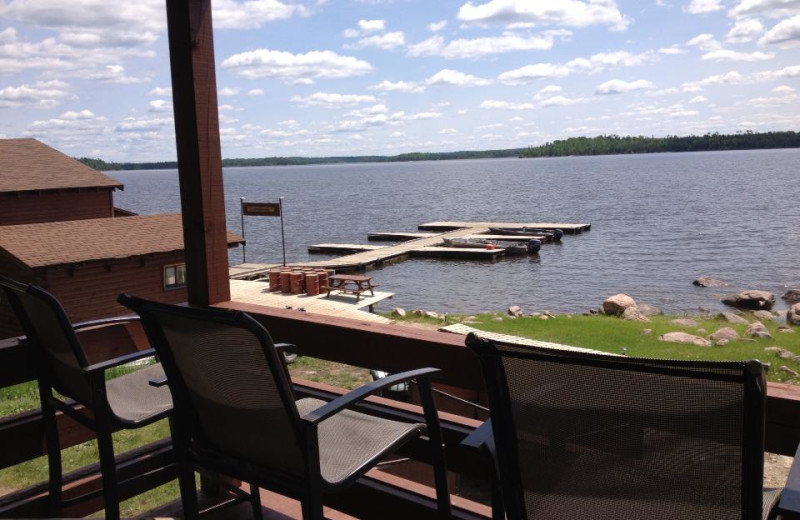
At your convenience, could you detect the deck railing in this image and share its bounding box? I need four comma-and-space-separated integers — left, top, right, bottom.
1, 305, 800, 518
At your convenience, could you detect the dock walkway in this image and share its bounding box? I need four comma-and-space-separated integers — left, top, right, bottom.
419, 221, 591, 233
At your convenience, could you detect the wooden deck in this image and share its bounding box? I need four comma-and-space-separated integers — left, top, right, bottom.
308, 243, 387, 254
419, 221, 591, 233
367, 231, 437, 241
230, 279, 394, 323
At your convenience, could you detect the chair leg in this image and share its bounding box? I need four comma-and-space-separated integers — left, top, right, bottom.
301, 495, 324, 520
177, 462, 200, 520
95, 424, 120, 520
490, 477, 504, 520
41, 395, 62, 517
417, 379, 452, 519
249, 483, 263, 520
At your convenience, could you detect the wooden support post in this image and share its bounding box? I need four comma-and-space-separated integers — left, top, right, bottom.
166, 0, 230, 305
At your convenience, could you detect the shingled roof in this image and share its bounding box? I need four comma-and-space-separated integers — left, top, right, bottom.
0, 138, 123, 194
0, 214, 244, 269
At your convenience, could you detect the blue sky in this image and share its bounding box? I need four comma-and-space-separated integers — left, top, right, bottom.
1, 0, 798, 161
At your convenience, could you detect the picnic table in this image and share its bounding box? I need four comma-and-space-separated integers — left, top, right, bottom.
325, 274, 376, 301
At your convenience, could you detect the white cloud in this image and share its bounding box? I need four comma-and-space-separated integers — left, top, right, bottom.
290, 92, 377, 108
772, 84, 796, 93
60, 109, 96, 120
623, 102, 699, 117
358, 19, 386, 33
212, 0, 309, 29
148, 99, 172, 112
409, 111, 442, 120
425, 69, 491, 86
498, 63, 571, 84
439, 128, 458, 134
221, 49, 373, 83
684, 0, 723, 13
701, 49, 774, 60
595, 79, 654, 94
539, 95, 587, 106
457, 0, 630, 31
219, 87, 240, 96
759, 14, 800, 44
116, 116, 174, 132
536, 85, 563, 95
26, 110, 110, 146
480, 100, 536, 110
345, 31, 405, 50
407, 32, 555, 59
751, 64, 800, 81
689, 95, 708, 103
687, 33, 723, 50
428, 20, 447, 32
247, 89, 265, 96
729, 0, 800, 19
84, 64, 149, 84
0, 79, 72, 109
566, 51, 652, 73
658, 45, 686, 54
148, 86, 172, 96
727, 18, 765, 42
368, 80, 425, 93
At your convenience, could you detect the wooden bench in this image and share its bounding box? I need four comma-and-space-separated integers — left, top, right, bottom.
325, 274, 377, 302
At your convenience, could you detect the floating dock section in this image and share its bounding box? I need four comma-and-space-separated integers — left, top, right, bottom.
419, 221, 591, 233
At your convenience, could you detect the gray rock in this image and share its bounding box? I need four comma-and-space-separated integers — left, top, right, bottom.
413, 309, 424, 317
424, 311, 440, 320
745, 321, 772, 339
492, 317, 503, 322
781, 366, 800, 378
637, 303, 662, 316
693, 276, 730, 287
602, 294, 637, 316
539, 315, 549, 320
530, 312, 542, 317
779, 325, 795, 334
622, 307, 650, 322
508, 305, 522, 317
508, 315, 517, 319
718, 312, 749, 325
783, 289, 800, 304
716, 339, 729, 346
708, 327, 739, 343
391, 307, 406, 318
721, 290, 776, 311
698, 306, 710, 313
753, 310, 777, 322
544, 311, 556, 318
788, 303, 800, 327
671, 318, 699, 328
765, 346, 787, 354
697, 328, 706, 333
658, 332, 712, 347
642, 329, 653, 335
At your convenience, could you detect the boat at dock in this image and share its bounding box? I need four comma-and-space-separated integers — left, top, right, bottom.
488, 227, 563, 241
442, 237, 541, 255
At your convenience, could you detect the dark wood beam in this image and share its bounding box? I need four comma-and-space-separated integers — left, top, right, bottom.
166, 0, 230, 305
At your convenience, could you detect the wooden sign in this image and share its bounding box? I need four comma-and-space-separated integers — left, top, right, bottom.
242, 202, 281, 217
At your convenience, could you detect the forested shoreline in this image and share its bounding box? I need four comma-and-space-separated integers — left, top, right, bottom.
77, 131, 799, 171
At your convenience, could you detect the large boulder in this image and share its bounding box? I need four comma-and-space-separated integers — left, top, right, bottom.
693, 276, 730, 288
718, 312, 749, 325
637, 303, 662, 316
721, 290, 776, 311
783, 289, 800, 304
507, 305, 522, 317
745, 321, 773, 339
391, 307, 406, 318
708, 327, 739, 343
788, 303, 800, 327
658, 332, 712, 347
622, 307, 650, 322
602, 294, 637, 316
753, 310, 777, 322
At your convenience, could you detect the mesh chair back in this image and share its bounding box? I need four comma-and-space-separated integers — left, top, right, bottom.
0, 277, 92, 403
121, 296, 307, 477
466, 334, 766, 520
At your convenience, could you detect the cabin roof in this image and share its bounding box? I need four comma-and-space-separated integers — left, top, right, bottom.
0, 138, 124, 194
0, 213, 244, 269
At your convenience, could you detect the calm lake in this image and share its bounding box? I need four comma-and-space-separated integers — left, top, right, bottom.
112, 148, 800, 315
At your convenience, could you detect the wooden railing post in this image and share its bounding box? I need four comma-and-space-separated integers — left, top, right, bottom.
166, 0, 230, 305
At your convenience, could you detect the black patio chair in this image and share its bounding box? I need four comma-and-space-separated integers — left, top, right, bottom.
465, 332, 791, 520
0, 277, 173, 519
118, 293, 451, 520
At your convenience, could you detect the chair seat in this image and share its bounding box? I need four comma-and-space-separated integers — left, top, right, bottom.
296, 398, 425, 488
106, 363, 173, 424
764, 488, 783, 520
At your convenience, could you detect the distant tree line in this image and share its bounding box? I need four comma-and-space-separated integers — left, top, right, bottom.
520, 131, 800, 158
77, 148, 527, 171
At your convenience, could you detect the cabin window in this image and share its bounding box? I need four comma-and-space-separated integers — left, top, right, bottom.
163, 264, 187, 290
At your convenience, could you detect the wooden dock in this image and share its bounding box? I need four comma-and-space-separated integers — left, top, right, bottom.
419, 221, 591, 233
230, 219, 590, 278
367, 232, 436, 241
229, 279, 394, 323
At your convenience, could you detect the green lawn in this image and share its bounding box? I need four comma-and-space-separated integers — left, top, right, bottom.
392, 312, 800, 383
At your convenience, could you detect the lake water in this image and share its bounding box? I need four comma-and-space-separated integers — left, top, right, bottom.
112, 149, 800, 315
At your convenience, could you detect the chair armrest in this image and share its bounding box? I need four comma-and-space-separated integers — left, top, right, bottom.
148, 376, 169, 387
301, 367, 440, 425
777, 444, 800, 517
274, 343, 296, 352
461, 419, 494, 449
83, 348, 157, 376
72, 315, 141, 331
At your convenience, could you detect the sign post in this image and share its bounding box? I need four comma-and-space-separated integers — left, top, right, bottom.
240, 199, 286, 265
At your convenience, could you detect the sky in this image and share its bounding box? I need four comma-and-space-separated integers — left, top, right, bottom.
0, 0, 799, 162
